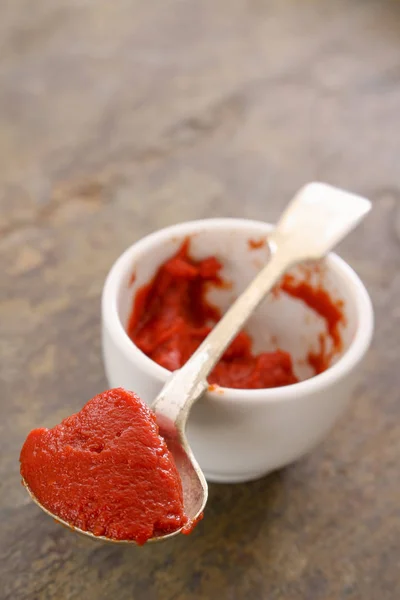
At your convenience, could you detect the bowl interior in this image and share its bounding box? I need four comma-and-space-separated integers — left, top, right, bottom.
116, 221, 358, 383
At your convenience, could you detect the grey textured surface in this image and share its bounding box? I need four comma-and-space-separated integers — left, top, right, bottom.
1, 0, 400, 598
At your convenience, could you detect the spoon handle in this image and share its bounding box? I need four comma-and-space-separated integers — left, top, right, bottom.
151, 249, 289, 426
151, 182, 371, 428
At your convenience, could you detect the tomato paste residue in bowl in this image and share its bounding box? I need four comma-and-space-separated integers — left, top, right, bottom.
20, 388, 188, 544
128, 239, 345, 389
248, 237, 266, 250
279, 273, 344, 374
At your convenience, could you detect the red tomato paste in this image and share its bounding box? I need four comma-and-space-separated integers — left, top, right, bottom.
248, 237, 266, 250
128, 239, 298, 388
128, 240, 344, 387
20, 388, 187, 544
279, 274, 344, 373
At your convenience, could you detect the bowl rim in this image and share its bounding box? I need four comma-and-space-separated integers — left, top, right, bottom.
102, 218, 374, 405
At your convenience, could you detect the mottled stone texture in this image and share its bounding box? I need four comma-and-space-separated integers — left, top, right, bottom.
1, 0, 400, 598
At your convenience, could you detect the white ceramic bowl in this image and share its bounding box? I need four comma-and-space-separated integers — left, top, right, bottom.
102, 219, 373, 483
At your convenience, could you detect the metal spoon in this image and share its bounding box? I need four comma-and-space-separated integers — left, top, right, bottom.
23, 182, 371, 543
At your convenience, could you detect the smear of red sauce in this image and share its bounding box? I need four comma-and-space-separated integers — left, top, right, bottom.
129, 271, 136, 286
128, 239, 298, 389
248, 237, 266, 250
280, 274, 345, 373
182, 511, 204, 535
20, 388, 188, 544
128, 239, 345, 384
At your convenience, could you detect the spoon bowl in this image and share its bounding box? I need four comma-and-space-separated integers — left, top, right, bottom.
22, 477, 183, 543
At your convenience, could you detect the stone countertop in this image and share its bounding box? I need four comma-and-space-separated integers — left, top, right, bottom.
1, 1, 400, 598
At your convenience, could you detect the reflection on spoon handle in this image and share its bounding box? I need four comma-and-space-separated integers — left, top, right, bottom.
151, 182, 371, 429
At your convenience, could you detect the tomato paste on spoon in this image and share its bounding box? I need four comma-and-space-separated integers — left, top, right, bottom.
20, 388, 188, 545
